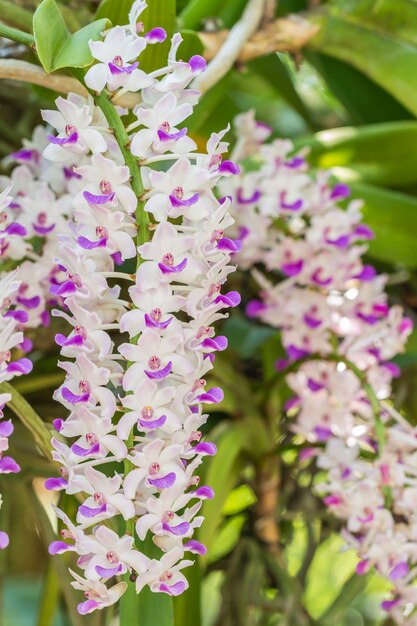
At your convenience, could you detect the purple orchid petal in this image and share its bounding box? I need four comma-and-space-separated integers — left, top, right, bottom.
356, 312, 378, 325
1, 223, 27, 237
138, 414, 167, 430
83, 191, 115, 205
148, 472, 176, 489
53, 419, 63, 432
311, 269, 332, 286
4, 309, 29, 323
354, 224, 374, 239
77, 236, 107, 250
246, 299, 266, 318
383, 361, 401, 378
55, 333, 84, 347
169, 192, 199, 208
201, 336, 228, 351
108, 61, 139, 75
281, 259, 303, 276
158, 258, 187, 274
184, 540, 207, 555
353, 265, 376, 281
237, 189, 261, 204
189, 55, 206, 73
217, 237, 242, 252
34, 223, 55, 235
326, 234, 350, 248
284, 396, 299, 411
281, 198, 303, 211
194, 442, 217, 456
61, 387, 89, 404
145, 360, 172, 380
71, 443, 100, 457
197, 386, 224, 404
323, 494, 342, 506
303, 314, 322, 329
390, 562, 409, 580
314, 426, 332, 442
145, 27, 167, 43
78, 600, 100, 615
10, 149, 39, 163
160, 581, 186, 596
218, 160, 240, 175
45, 477, 68, 491
63, 166, 82, 180
49, 541, 72, 555
49, 280, 77, 297
112, 251, 123, 265
213, 291, 241, 307
0, 532, 9, 549
275, 358, 289, 372
355, 560, 370, 575
95, 564, 122, 578
285, 156, 305, 169
381, 599, 400, 612
48, 132, 78, 145
286, 345, 310, 360
162, 521, 190, 536
0, 456, 20, 473
78, 503, 107, 518
20, 337, 33, 352
330, 183, 350, 200
7, 358, 32, 375
0, 420, 13, 437
157, 127, 187, 143
194, 486, 214, 499
16, 295, 40, 309
144, 314, 172, 329
307, 378, 325, 392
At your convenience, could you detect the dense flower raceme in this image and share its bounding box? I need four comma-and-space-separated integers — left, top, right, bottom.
44, 2, 240, 614
223, 112, 417, 624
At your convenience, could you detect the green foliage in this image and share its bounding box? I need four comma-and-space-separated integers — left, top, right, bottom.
33, 0, 108, 72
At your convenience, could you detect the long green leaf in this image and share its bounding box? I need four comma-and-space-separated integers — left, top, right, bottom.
174, 562, 201, 626
179, 0, 226, 29
308, 11, 417, 116
138, 0, 176, 73
0, 381, 53, 462
95, 0, 134, 24
301, 121, 417, 188
36, 562, 61, 626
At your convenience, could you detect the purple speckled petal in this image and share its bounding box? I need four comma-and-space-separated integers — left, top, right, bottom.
303, 314, 322, 329
162, 521, 190, 536
169, 192, 199, 208
217, 237, 242, 253
307, 378, 324, 392
326, 234, 350, 248
34, 223, 55, 235
17, 295, 41, 309
330, 183, 350, 200
197, 386, 224, 404
281, 198, 303, 211
55, 333, 84, 347
159, 581, 186, 596
0, 531, 9, 549
237, 189, 261, 204
145, 361, 172, 380
48, 132, 78, 145
108, 61, 138, 75
45, 477, 68, 491
95, 564, 122, 578
213, 291, 241, 307
194, 441, 217, 456
78, 600, 100, 615
354, 224, 374, 240
218, 160, 240, 175
285, 156, 305, 169
71, 443, 100, 457
158, 258, 187, 274
311, 269, 332, 286
7, 358, 33, 375
383, 361, 401, 378
78, 503, 107, 518
50, 280, 77, 297
201, 336, 228, 351
49, 541, 72, 555
77, 236, 107, 250
390, 562, 409, 580
286, 345, 310, 360
10, 149, 39, 163
61, 387, 89, 404
83, 191, 115, 205
4, 309, 29, 323
184, 540, 207, 555
246, 299, 266, 318
148, 472, 176, 489
281, 259, 303, 276
157, 127, 187, 143
144, 314, 172, 329
284, 396, 299, 411
194, 486, 214, 499
139, 414, 167, 430
63, 166, 82, 180
0, 456, 20, 473
0, 421, 13, 437
53, 419, 63, 432
189, 55, 206, 73
353, 265, 376, 281
381, 599, 400, 612
314, 426, 332, 442
2, 223, 27, 237
145, 27, 167, 43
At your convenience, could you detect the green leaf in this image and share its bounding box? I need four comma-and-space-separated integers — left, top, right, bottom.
222, 484, 256, 516
308, 11, 417, 116
36, 562, 61, 626
33, 0, 108, 72
137, 0, 176, 74
0, 381, 53, 462
249, 54, 317, 129
178, 29, 204, 60
0, 0, 33, 31
207, 514, 246, 564
95, 0, 133, 24
223, 315, 277, 359
174, 562, 202, 626
179, 0, 227, 29
349, 181, 417, 268
305, 50, 413, 124
301, 121, 417, 188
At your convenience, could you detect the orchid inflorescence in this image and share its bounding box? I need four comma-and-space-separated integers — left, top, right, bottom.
26, 0, 242, 614
223, 112, 417, 624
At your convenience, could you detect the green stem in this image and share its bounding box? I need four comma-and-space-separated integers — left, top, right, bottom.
0, 21, 34, 47
0, 1, 33, 31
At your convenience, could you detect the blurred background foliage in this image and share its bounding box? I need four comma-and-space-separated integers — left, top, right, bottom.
1, 0, 417, 625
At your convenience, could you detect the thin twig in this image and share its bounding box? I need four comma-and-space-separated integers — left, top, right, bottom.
193, 0, 267, 94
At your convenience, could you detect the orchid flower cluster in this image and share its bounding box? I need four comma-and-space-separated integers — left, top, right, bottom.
0, 128, 78, 549
223, 111, 417, 624
42, 1, 240, 614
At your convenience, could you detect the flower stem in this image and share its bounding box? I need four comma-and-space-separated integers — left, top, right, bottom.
0, 21, 34, 48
